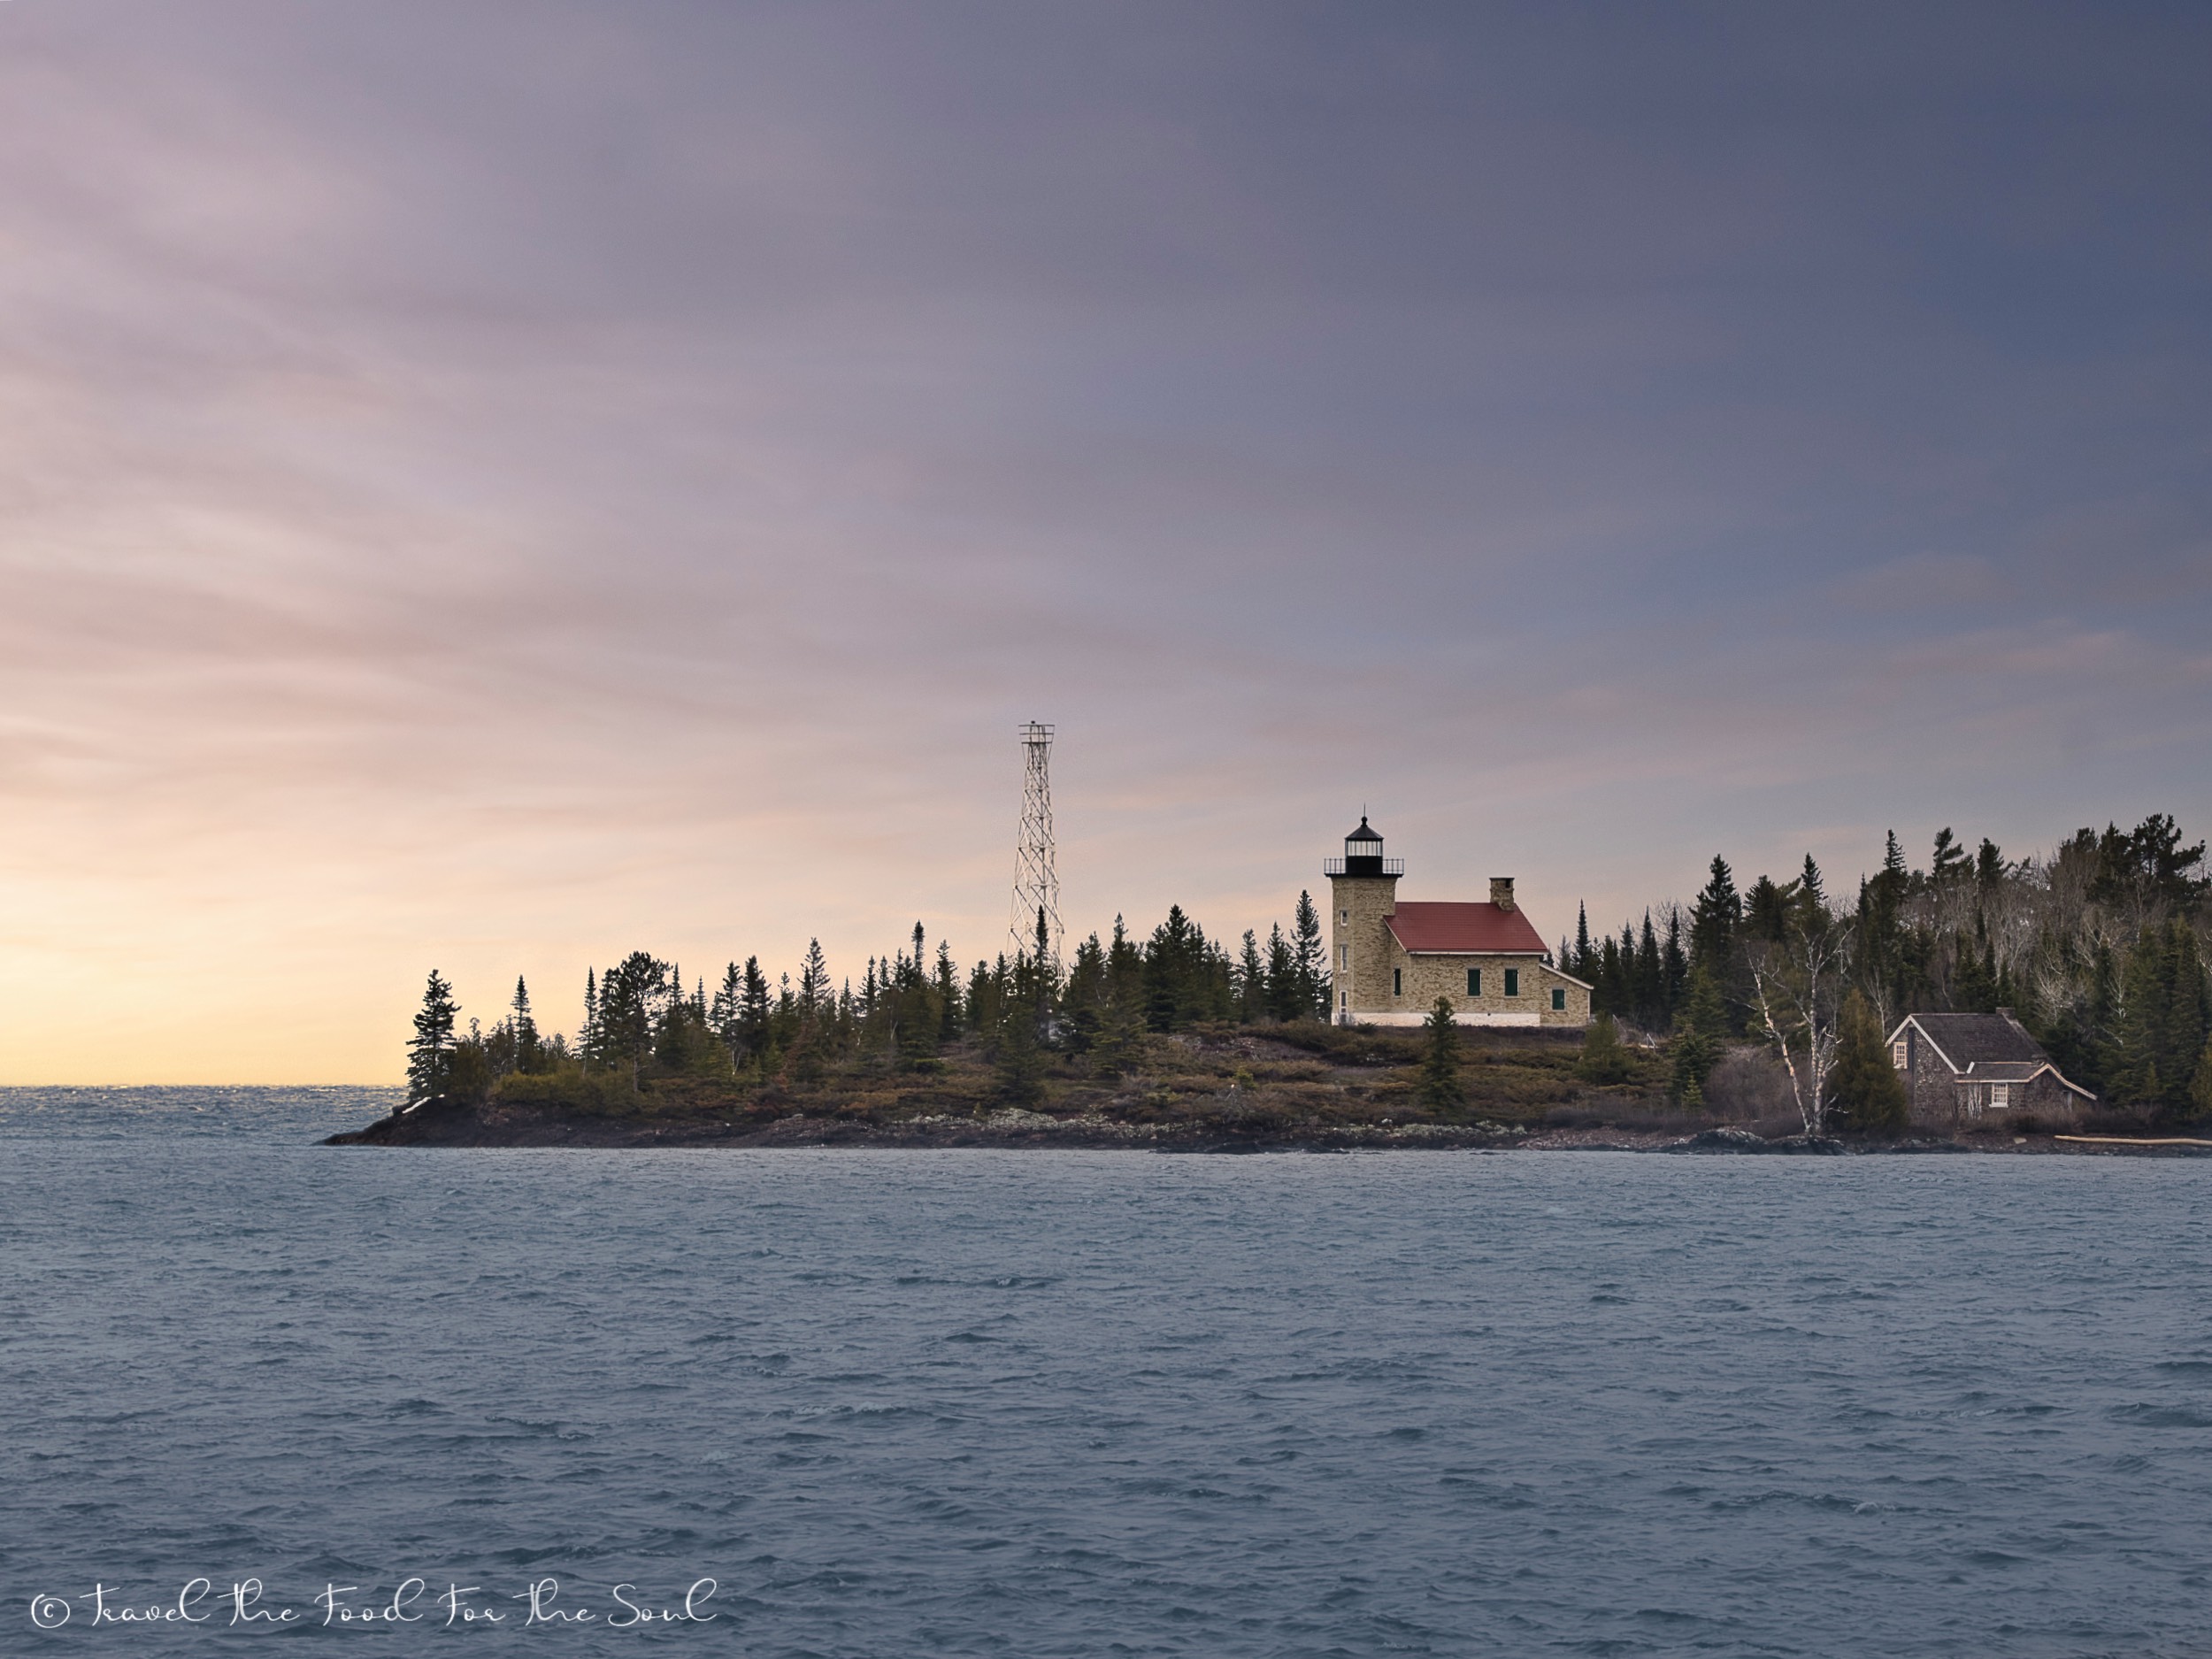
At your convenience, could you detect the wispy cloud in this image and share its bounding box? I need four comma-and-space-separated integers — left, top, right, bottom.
0, 3, 2207, 1079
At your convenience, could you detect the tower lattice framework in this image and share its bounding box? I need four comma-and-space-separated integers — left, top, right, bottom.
1009, 721, 1063, 977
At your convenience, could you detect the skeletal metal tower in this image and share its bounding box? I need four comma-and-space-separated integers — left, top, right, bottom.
1008, 721, 1063, 977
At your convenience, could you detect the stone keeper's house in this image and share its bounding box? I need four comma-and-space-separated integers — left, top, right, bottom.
1325, 817, 1591, 1027
1886, 1010, 2094, 1129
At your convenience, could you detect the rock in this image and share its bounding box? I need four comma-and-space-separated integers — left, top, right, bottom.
1763, 1134, 1849, 1155
1673, 1127, 1769, 1153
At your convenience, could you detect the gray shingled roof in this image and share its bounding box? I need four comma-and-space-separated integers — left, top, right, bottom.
1908, 1012, 2048, 1069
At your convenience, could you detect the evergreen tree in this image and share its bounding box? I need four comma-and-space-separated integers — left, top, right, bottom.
1855, 831, 1914, 1019
1061, 933, 1106, 1056
2111, 919, 2209, 1118
1830, 988, 1908, 1134
1417, 997, 1463, 1112
922, 941, 954, 1041
1594, 932, 1624, 1018
1574, 902, 1593, 979
511, 976, 541, 1072
1660, 908, 1687, 1027
580, 968, 600, 1069
1105, 916, 1144, 1013
1576, 1012, 1634, 1085
798, 939, 830, 1016
1263, 924, 1300, 1022
1668, 966, 1726, 1109
739, 956, 772, 1071
599, 952, 667, 1087
1975, 838, 2008, 891
1291, 889, 1327, 1018
1095, 987, 1147, 1079
992, 1002, 1047, 1107
1798, 856, 1829, 931
1952, 913, 2000, 1012
406, 970, 459, 1104
1689, 856, 1742, 975
1236, 930, 1267, 1023
1745, 874, 1796, 943
1931, 827, 1970, 887
1143, 906, 1204, 1032
2189, 1034, 2212, 1125
1633, 912, 1663, 1029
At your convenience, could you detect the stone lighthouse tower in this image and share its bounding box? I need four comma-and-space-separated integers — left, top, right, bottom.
1325, 816, 1402, 1025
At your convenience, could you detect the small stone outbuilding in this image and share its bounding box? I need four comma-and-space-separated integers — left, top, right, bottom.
1886, 1009, 2095, 1130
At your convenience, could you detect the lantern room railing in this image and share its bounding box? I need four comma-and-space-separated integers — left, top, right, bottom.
1323, 856, 1404, 876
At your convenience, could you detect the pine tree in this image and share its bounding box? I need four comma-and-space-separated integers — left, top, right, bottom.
1634, 912, 1663, 1030
1661, 908, 1686, 1027
1576, 1012, 1634, 1085
799, 939, 830, 1016
1931, 826, 1970, 887
1291, 890, 1327, 1019
1595, 932, 1624, 1017
1953, 913, 1999, 1012
1745, 874, 1796, 943
1144, 906, 1202, 1032
406, 970, 459, 1104
1574, 902, 1593, 979
1689, 856, 1741, 975
599, 952, 667, 1087
580, 968, 600, 1069
1263, 924, 1299, 1022
1236, 930, 1266, 1023
1976, 838, 2008, 890
1829, 988, 1908, 1135
1417, 996, 1462, 1112
1668, 966, 1725, 1108
1798, 856, 1828, 931
935, 942, 964, 1043
2109, 919, 2208, 1118
511, 976, 541, 1072
1095, 987, 1146, 1079
993, 1002, 1046, 1107
2189, 1034, 2212, 1125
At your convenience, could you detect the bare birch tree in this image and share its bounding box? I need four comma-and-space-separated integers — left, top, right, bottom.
1745, 919, 1851, 1134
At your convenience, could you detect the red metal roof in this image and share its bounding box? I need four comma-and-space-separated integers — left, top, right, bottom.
1386, 902, 1547, 955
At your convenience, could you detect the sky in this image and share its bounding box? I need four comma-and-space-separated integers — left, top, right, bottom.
2, 2, 2208, 1082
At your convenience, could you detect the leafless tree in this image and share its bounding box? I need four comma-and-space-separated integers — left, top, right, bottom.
1745, 919, 1851, 1135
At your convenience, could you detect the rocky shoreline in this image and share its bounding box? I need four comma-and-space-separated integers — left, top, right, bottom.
324, 1098, 2211, 1156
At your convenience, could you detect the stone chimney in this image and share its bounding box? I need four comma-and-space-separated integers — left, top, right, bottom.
1490, 877, 1516, 911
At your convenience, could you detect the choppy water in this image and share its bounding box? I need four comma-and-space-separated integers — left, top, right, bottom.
4, 1088, 2210, 1655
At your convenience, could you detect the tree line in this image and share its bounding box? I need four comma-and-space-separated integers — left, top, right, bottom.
1564, 812, 2212, 1130
404, 892, 1332, 1107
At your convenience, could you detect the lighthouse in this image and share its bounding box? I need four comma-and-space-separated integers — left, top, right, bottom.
1323, 815, 1590, 1028
1324, 817, 1403, 1024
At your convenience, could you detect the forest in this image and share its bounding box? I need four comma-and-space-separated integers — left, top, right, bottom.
400, 813, 2212, 1136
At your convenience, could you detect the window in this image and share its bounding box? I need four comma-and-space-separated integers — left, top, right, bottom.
1504, 968, 1519, 997
1339, 990, 1347, 1010
1991, 1083, 2010, 1110
1337, 944, 1348, 970
1892, 1040, 1909, 1069
1393, 968, 1402, 996
1339, 910, 1348, 925
1551, 987, 1566, 1010
1466, 967, 1481, 996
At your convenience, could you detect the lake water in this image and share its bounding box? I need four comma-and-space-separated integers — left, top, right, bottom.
4, 1087, 2209, 1655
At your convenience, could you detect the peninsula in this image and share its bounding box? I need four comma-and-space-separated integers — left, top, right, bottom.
330, 812, 2212, 1153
